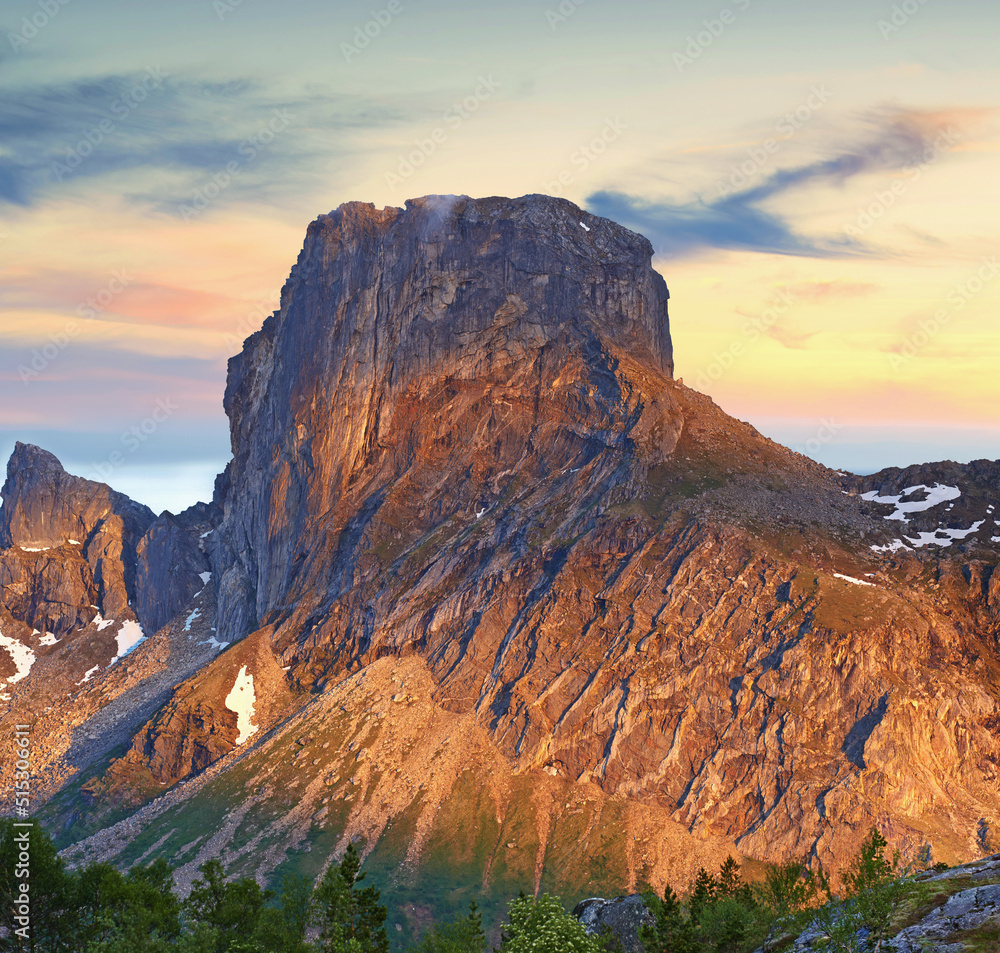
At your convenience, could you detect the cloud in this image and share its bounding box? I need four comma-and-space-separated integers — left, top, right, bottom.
587, 107, 970, 259
762, 324, 819, 350
786, 280, 879, 301
0, 267, 251, 329
0, 71, 405, 211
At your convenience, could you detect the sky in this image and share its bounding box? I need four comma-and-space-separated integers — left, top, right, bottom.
1, 0, 998, 513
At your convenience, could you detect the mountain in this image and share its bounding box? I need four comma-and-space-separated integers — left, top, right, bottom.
1, 194, 998, 943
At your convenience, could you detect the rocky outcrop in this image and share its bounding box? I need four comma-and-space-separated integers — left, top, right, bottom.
890, 883, 1000, 952
0, 442, 155, 629
211, 193, 674, 647
574, 895, 654, 952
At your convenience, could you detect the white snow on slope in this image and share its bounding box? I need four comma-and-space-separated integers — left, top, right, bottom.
0, 630, 36, 685
834, 573, 875, 587
202, 636, 229, 652
184, 608, 201, 631
19, 546, 50, 552
198, 571, 211, 585
871, 540, 911, 554
110, 620, 145, 663
95, 615, 115, 631
903, 521, 984, 549
225, 665, 258, 744
37, 632, 59, 646
860, 483, 961, 521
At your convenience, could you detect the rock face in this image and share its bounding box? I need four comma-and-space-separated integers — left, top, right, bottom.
574, 895, 654, 953
0, 442, 155, 631
212, 193, 673, 647
135, 505, 214, 636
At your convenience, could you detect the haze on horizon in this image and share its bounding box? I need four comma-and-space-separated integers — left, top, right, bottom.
2, 0, 998, 514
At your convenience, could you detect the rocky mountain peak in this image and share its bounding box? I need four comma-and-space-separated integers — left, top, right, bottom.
0, 441, 155, 552
212, 193, 675, 645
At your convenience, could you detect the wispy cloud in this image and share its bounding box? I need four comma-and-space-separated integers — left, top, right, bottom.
0, 72, 405, 210
587, 107, 975, 259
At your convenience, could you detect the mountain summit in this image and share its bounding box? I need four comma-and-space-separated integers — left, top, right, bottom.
2, 195, 998, 935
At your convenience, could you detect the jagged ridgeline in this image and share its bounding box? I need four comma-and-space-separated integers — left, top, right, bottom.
1, 194, 999, 945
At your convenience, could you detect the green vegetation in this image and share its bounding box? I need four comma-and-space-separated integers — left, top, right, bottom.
2, 820, 997, 953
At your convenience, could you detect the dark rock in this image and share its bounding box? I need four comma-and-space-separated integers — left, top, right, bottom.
574, 895, 654, 953
0, 442, 155, 631
135, 507, 213, 635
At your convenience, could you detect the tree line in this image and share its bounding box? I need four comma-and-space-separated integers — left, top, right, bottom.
0, 818, 961, 953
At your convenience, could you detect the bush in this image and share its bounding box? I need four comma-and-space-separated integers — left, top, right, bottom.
500, 893, 601, 953
816, 827, 909, 952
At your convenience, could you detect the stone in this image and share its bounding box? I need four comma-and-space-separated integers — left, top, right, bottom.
574, 895, 655, 953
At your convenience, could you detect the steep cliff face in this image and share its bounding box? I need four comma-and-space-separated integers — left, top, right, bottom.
135, 505, 214, 636
211, 194, 673, 646
0, 442, 155, 629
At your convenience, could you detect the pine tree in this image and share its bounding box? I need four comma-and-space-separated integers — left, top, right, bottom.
639, 885, 699, 953
312, 841, 389, 953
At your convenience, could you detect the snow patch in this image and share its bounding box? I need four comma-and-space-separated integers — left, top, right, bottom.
183, 608, 202, 632
94, 615, 115, 631
225, 665, 258, 744
200, 530, 213, 538
110, 620, 145, 663
37, 632, 59, 646
19, 546, 50, 552
860, 483, 961, 521
903, 521, 984, 549
0, 630, 36, 685
834, 573, 875, 588
68, 539, 80, 545
79, 665, 100, 684
871, 540, 911, 554
202, 636, 229, 652
579, 221, 590, 231
198, 571, 212, 585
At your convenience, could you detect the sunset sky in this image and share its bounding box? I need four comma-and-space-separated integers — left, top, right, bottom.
2, 0, 998, 512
